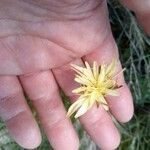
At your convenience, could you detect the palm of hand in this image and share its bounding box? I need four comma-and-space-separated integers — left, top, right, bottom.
0, 0, 108, 75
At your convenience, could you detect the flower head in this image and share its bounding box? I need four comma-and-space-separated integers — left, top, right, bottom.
67, 60, 124, 118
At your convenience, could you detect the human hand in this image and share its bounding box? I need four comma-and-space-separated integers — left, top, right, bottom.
0, 0, 134, 149
123, 0, 150, 35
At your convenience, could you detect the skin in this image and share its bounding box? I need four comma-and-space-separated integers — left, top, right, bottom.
122, 0, 150, 35
0, 0, 149, 149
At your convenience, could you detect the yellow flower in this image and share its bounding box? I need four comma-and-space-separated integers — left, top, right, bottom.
67, 60, 124, 118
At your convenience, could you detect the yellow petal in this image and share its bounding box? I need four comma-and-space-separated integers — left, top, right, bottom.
102, 104, 109, 111
106, 89, 119, 96
67, 98, 85, 117
71, 64, 84, 72
75, 76, 93, 86
72, 87, 86, 94
98, 65, 105, 83
97, 94, 108, 105
84, 62, 95, 81
87, 91, 97, 108
93, 61, 99, 80
75, 100, 89, 118
68, 60, 120, 118
104, 80, 116, 88
105, 60, 116, 77
71, 63, 94, 83
112, 68, 126, 79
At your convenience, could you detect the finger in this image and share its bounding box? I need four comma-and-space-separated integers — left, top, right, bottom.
122, 0, 150, 35
19, 71, 79, 150
83, 33, 134, 123
122, 0, 150, 13
53, 59, 120, 150
136, 14, 150, 35
0, 76, 41, 149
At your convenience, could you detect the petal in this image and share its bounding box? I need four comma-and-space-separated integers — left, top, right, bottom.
88, 92, 97, 109
67, 98, 85, 117
113, 68, 126, 79
97, 95, 108, 105
105, 60, 116, 78
84, 62, 95, 81
75, 76, 93, 86
98, 65, 106, 83
104, 80, 116, 88
101, 104, 109, 111
79, 69, 95, 84
75, 71, 90, 82
74, 77, 86, 85
72, 63, 95, 83
97, 95, 109, 110
106, 89, 119, 96
75, 100, 89, 118
71, 64, 84, 73
93, 61, 99, 80
72, 87, 86, 94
